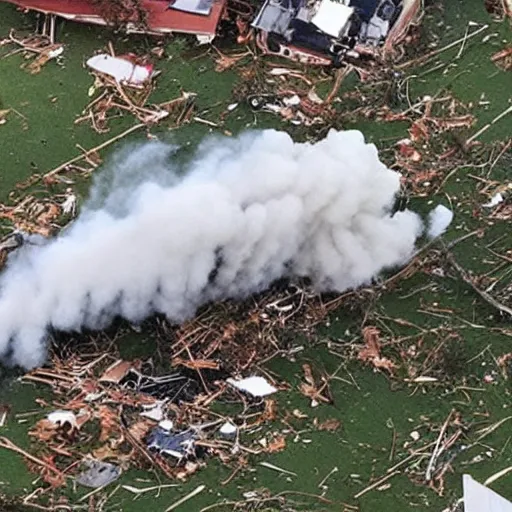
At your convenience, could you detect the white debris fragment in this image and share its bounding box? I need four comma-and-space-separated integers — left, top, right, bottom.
77, 460, 121, 488
483, 193, 504, 208
405, 376, 439, 383
158, 419, 174, 431
48, 46, 64, 60
140, 401, 165, 421
196, 34, 215, 45
269, 68, 298, 76
47, 410, 77, 428
84, 392, 104, 402
227, 103, 238, 111
86, 54, 153, 86
259, 461, 297, 476
219, 422, 237, 436
61, 189, 77, 216
307, 89, 324, 104
227, 376, 277, 397
410, 431, 420, 441
463, 474, 512, 512
0, 408, 8, 427
427, 205, 454, 239
283, 95, 301, 107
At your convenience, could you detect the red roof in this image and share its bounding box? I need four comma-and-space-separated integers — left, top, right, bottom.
2, 0, 227, 36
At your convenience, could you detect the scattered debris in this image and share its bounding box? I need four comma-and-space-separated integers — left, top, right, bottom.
140, 401, 166, 422
484, 465, 512, 487
253, 0, 422, 67
483, 193, 504, 208
485, 0, 512, 19
3, 30, 63, 74
445, 251, 512, 317
219, 422, 237, 436
467, 104, 512, 145
259, 461, 297, 477
76, 460, 121, 488
299, 364, 332, 406
86, 54, 154, 87
99, 359, 140, 383
2, 0, 227, 39
159, 419, 175, 431
46, 410, 78, 429
358, 327, 397, 375
122, 483, 178, 495
227, 376, 277, 397
497, 353, 512, 379
78, 52, 196, 133
146, 428, 197, 460
316, 418, 341, 432
0, 4, 510, 510
410, 430, 421, 442
0, 108, 10, 125
0, 405, 9, 427
492, 46, 512, 71
60, 189, 77, 216
0, 196, 63, 237
164, 484, 206, 512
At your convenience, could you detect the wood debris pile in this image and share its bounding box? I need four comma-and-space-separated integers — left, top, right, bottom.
16, 351, 279, 492
230, 58, 339, 127
346, 93, 477, 196
165, 284, 327, 373
485, 0, 512, 19
76, 66, 195, 133
0, 30, 63, 74
0, 191, 75, 238
394, 410, 468, 497
90, 0, 149, 29
492, 46, 512, 71
0, 283, 347, 505
327, 318, 469, 384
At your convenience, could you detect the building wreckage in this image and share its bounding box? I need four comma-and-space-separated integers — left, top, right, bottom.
2, 0, 421, 65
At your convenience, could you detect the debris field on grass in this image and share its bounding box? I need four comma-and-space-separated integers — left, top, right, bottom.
0, 1, 511, 510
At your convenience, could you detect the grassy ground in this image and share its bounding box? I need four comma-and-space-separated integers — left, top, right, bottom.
0, 1, 511, 511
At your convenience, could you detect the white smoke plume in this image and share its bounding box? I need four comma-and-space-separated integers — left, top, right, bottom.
427, 204, 454, 240
0, 129, 423, 368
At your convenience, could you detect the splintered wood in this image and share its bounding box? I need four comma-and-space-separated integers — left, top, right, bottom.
357, 327, 397, 375
76, 69, 195, 133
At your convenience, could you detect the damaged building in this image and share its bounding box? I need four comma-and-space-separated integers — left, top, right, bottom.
1, 0, 420, 65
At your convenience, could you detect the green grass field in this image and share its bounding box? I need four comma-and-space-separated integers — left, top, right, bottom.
0, 1, 511, 511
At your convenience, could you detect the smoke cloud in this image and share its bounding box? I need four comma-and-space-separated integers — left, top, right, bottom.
0, 129, 423, 368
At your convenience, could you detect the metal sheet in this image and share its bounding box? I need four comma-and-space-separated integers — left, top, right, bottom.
464, 475, 512, 512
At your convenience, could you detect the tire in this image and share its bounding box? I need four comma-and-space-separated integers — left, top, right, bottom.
248, 96, 265, 110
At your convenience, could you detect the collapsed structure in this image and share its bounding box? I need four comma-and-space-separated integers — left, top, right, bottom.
253, 0, 420, 66
2, 0, 228, 42
2, 0, 420, 64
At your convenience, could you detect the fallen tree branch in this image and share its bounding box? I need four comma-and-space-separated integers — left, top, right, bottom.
0, 436, 65, 477
466, 105, 512, 145
397, 24, 489, 69
444, 250, 512, 317
43, 123, 145, 180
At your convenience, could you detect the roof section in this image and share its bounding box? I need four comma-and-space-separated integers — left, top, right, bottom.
2, 0, 227, 36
